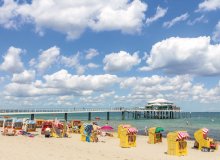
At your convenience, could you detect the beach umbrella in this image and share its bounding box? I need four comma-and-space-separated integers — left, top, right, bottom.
100, 125, 114, 131
155, 127, 164, 133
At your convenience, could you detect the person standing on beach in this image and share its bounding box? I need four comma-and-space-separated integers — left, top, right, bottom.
144, 126, 148, 136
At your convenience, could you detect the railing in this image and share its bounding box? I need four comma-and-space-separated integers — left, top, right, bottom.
0, 107, 181, 114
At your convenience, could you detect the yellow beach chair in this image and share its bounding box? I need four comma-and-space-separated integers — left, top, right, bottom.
117, 124, 131, 138
167, 131, 189, 156
148, 127, 164, 144
194, 128, 218, 151
120, 127, 137, 148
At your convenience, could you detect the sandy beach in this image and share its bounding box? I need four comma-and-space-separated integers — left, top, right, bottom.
0, 129, 219, 160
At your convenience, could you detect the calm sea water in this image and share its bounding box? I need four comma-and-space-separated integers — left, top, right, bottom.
8, 112, 220, 140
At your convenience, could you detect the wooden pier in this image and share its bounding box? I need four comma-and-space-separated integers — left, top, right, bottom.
0, 107, 185, 121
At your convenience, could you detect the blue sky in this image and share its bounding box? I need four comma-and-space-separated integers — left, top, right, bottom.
0, 0, 220, 111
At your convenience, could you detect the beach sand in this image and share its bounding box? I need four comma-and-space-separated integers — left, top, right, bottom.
0, 129, 219, 160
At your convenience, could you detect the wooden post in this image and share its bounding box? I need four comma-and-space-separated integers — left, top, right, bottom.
64, 113, 68, 121
31, 114, 35, 120
88, 112, 91, 121
134, 111, 137, 119
107, 112, 110, 121
122, 111, 125, 120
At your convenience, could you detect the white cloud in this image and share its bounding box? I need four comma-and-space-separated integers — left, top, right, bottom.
187, 15, 208, 25
87, 63, 99, 69
61, 53, 85, 75
0, 0, 19, 29
12, 70, 35, 84
4, 69, 119, 97
29, 58, 36, 67
116, 75, 194, 105
140, 36, 220, 76
37, 46, 60, 73
146, 6, 167, 26
0, 0, 147, 39
85, 48, 99, 60
212, 21, 220, 43
0, 77, 4, 83
197, 0, 220, 11
163, 13, 189, 28
0, 46, 24, 73
118, 75, 220, 104
103, 51, 141, 72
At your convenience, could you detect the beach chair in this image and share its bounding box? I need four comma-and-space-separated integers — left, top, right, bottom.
71, 120, 81, 134
0, 118, 4, 127
2, 118, 17, 136
25, 120, 36, 132
194, 128, 218, 152
51, 120, 69, 138
81, 123, 93, 142
167, 131, 189, 156
117, 124, 131, 138
35, 119, 45, 128
148, 127, 164, 144
41, 120, 53, 134
13, 119, 23, 130
120, 127, 137, 148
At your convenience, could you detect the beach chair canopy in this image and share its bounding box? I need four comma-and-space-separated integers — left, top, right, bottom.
127, 127, 138, 134
155, 127, 164, 133
122, 125, 131, 128
27, 120, 36, 124
15, 119, 23, 123
202, 128, 208, 135
177, 131, 189, 140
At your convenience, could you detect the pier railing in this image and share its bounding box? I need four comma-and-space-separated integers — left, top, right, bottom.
0, 107, 181, 115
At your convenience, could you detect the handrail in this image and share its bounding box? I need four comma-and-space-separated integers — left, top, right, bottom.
0, 107, 181, 114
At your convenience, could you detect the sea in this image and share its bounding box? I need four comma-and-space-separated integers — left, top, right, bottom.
8, 112, 220, 141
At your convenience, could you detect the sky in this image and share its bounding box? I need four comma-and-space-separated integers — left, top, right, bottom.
0, 0, 220, 111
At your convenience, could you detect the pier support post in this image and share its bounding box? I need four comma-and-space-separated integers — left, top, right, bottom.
88, 112, 91, 121
31, 114, 34, 120
134, 111, 137, 120
107, 112, 110, 121
122, 111, 125, 120
64, 113, 68, 121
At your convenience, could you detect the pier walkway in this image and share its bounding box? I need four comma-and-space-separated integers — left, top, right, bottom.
0, 107, 184, 121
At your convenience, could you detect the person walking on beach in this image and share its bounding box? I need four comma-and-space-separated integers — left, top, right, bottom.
144, 126, 148, 136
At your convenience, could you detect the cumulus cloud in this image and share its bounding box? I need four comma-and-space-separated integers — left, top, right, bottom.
36, 46, 60, 73
118, 75, 220, 104
87, 63, 99, 69
163, 13, 189, 28
0, 46, 24, 73
103, 51, 141, 72
0, 0, 20, 29
0, 0, 147, 39
12, 70, 35, 84
61, 53, 85, 75
85, 48, 99, 60
212, 21, 220, 43
4, 69, 119, 97
146, 6, 167, 26
140, 36, 220, 76
197, 0, 220, 11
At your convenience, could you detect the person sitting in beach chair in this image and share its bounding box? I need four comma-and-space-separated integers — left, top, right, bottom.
45, 127, 51, 138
